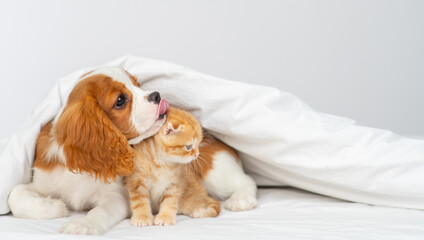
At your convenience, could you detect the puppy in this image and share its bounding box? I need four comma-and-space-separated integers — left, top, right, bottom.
194, 132, 258, 212
8, 67, 169, 235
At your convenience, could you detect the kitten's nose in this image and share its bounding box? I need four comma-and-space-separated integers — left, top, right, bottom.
147, 91, 161, 104
194, 154, 198, 158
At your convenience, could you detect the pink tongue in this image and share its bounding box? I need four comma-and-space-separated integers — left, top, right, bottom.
157, 99, 169, 119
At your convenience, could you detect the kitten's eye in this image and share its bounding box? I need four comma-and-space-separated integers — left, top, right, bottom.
185, 145, 192, 151
114, 94, 127, 109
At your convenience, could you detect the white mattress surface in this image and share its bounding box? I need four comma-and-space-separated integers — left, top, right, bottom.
1, 188, 423, 240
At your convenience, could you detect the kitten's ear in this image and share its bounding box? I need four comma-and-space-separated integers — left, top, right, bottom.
164, 121, 183, 135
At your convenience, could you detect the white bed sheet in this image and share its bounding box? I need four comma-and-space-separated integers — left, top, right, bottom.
1, 188, 423, 240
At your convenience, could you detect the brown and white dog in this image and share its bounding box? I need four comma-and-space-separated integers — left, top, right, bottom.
8, 67, 170, 234
195, 133, 257, 212
8, 66, 257, 235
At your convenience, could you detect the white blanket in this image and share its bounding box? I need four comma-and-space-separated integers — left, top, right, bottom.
1, 56, 424, 214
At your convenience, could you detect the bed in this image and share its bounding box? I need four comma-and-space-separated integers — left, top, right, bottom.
1, 56, 424, 239
1, 187, 424, 239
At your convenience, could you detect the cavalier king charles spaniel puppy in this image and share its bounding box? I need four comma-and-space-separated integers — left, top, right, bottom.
8, 67, 169, 235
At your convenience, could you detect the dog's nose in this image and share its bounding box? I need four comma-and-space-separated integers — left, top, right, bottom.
147, 91, 161, 104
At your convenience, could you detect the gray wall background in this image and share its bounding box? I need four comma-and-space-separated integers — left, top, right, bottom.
0, 0, 423, 140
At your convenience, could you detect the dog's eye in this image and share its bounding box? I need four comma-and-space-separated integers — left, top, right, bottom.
114, 94, 127, 109
185, 145, 192, 151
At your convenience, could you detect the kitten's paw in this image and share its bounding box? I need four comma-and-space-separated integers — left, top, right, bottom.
130, 215, 154, 227
154, 214, 176, 226
191, 207, 219, 218
191, 201, 220, 218
60, 218, 104, 235
224, 191, 258, 211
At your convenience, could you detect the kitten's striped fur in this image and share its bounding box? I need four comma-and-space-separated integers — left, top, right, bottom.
125, 107, 220, 227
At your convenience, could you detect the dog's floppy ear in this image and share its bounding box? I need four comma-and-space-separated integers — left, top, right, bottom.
55, 95, 134, 182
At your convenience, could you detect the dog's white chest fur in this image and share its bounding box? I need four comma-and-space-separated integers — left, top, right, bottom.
32, 168, 126, 211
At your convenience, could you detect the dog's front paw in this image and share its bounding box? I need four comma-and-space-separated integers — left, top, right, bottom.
38, 197, 69, 219
130, 214, 154, 227
224, 191, 258, 211
154, 214, 176, 226
60, 218, 104, 235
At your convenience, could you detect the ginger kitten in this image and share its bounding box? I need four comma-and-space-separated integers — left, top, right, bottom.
125, 107, 220, 227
